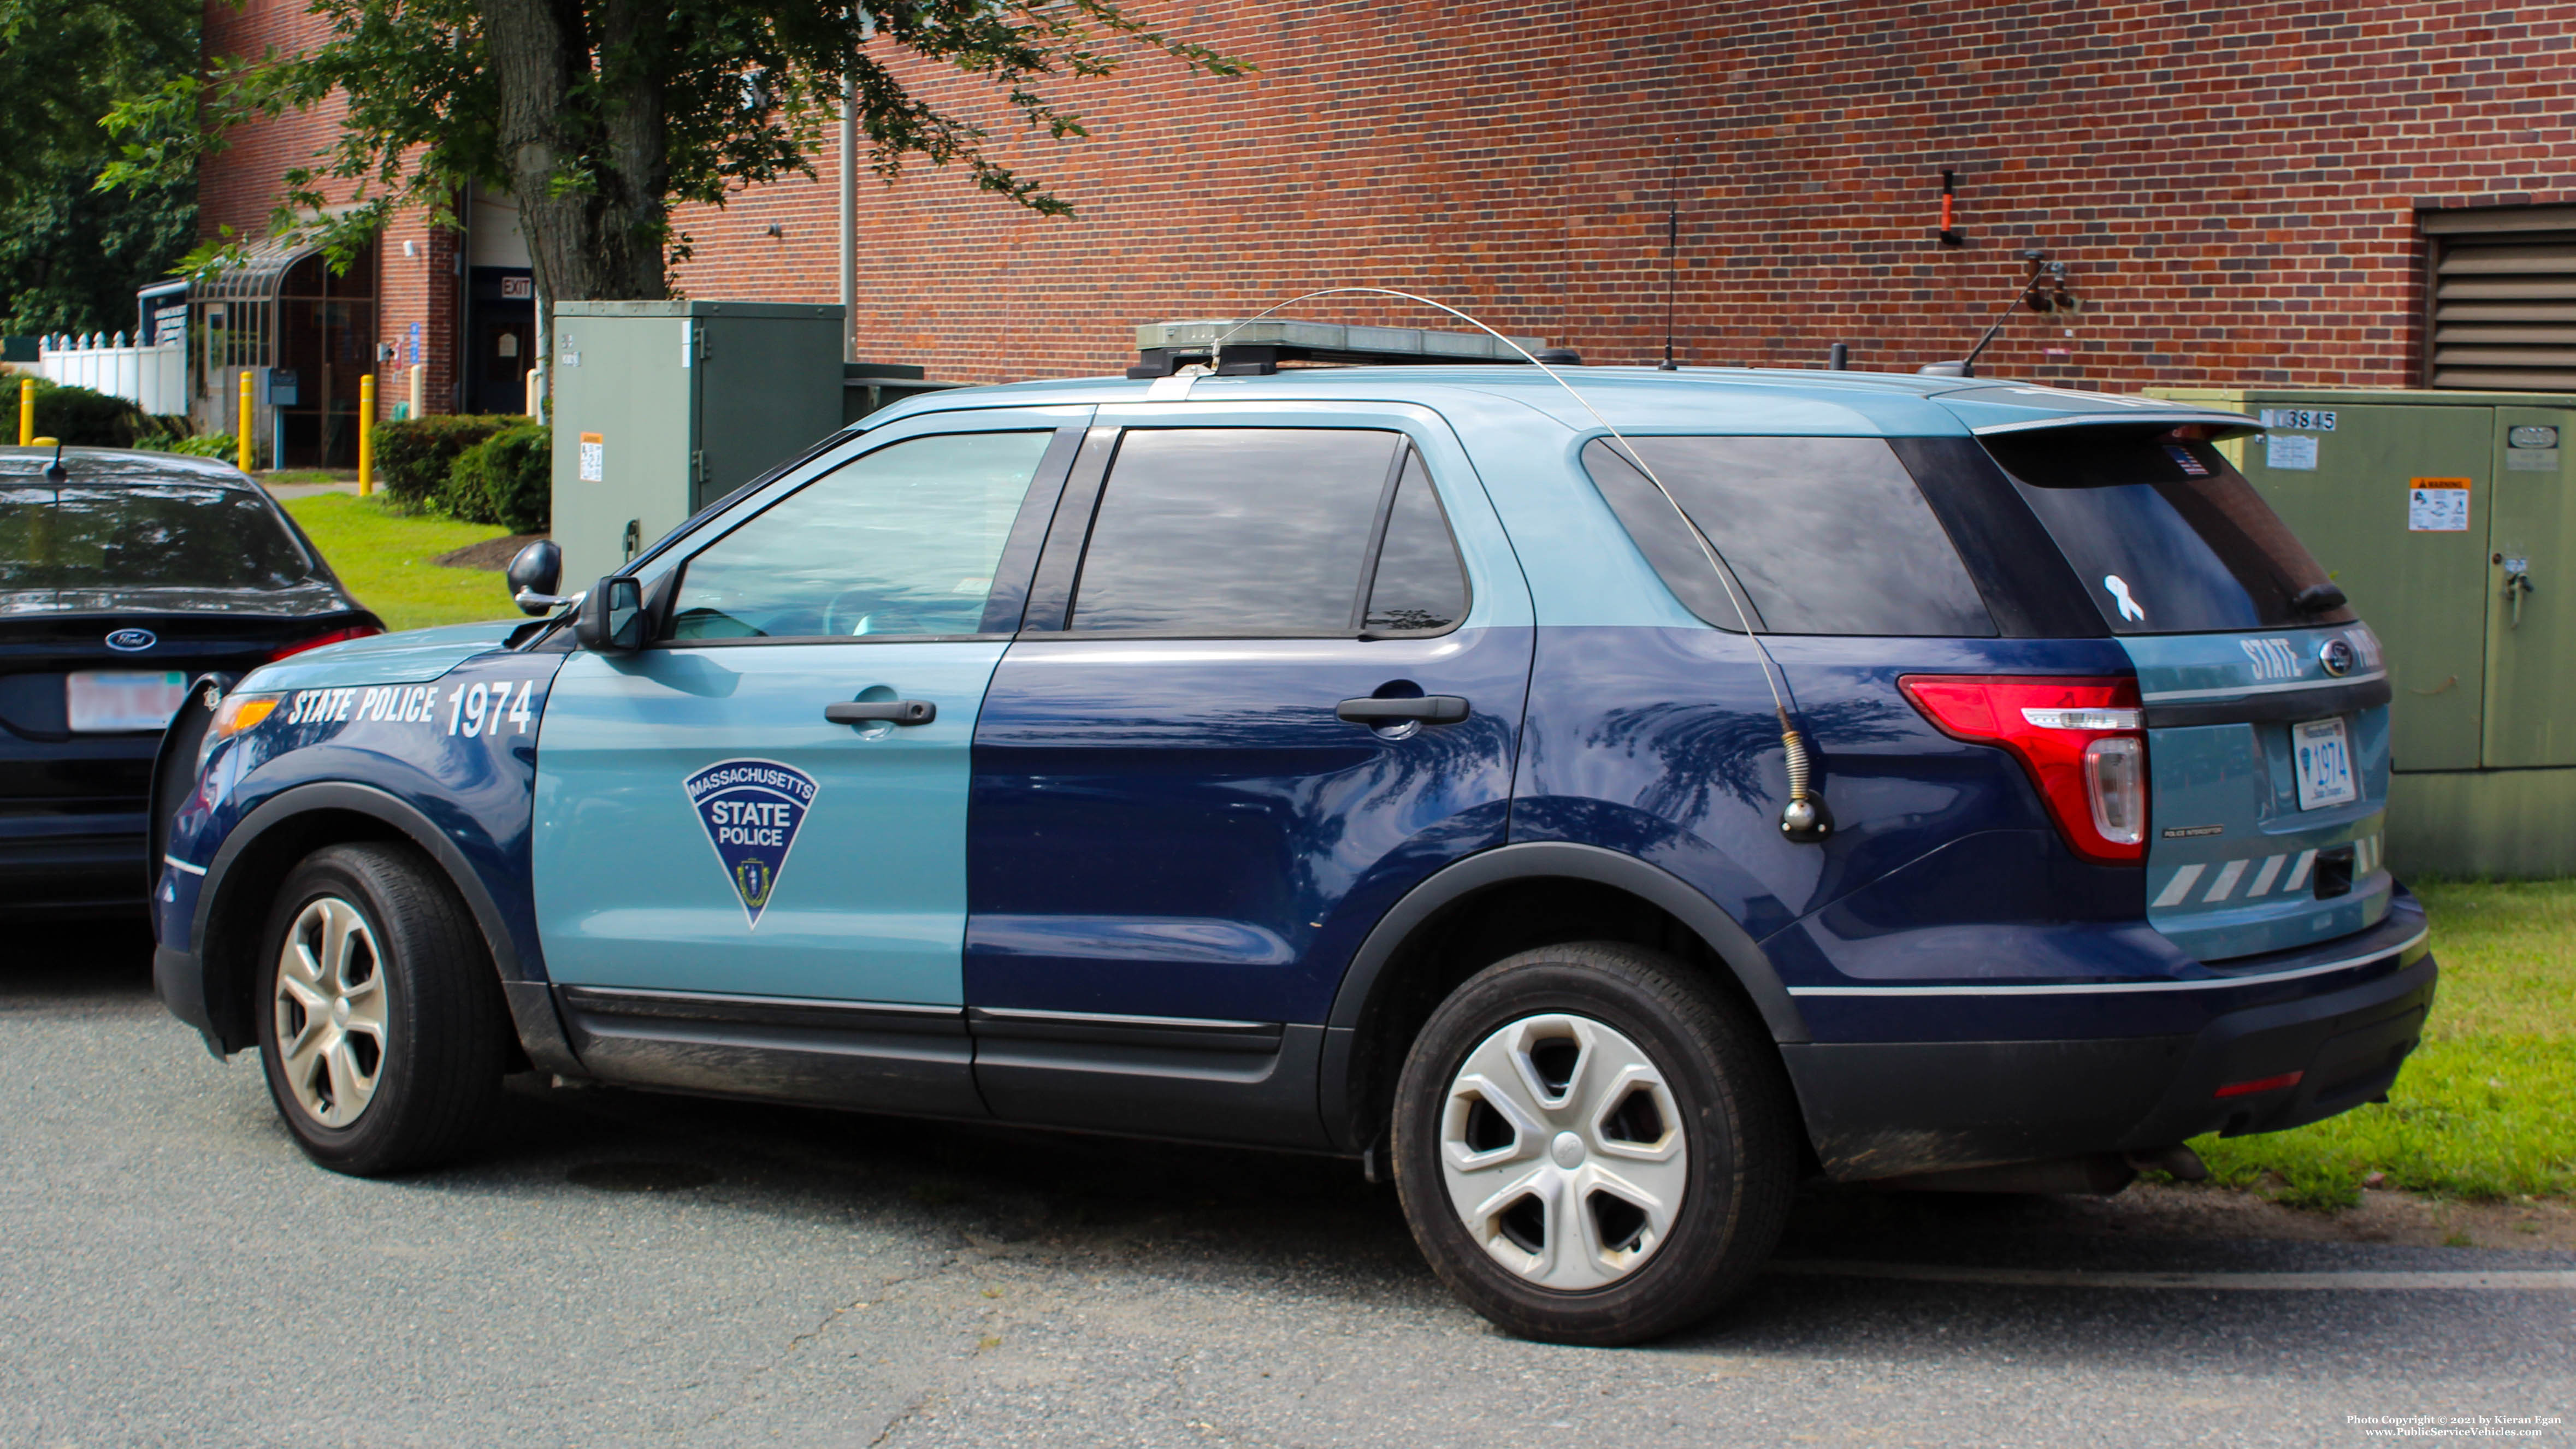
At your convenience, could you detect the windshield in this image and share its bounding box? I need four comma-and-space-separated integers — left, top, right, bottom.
0, 484, 317, 595
1983, 430, 2354, 635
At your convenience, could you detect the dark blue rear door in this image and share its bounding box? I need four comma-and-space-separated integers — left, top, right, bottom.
965, 408, 1534, 1143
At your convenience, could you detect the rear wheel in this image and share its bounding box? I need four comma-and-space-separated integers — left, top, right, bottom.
1391, 942, 1796, 1345
255, 842, 509, 1175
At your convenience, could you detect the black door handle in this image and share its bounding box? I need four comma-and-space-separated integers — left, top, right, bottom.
1337, 695, 1470, 725
825, 699, 937, 726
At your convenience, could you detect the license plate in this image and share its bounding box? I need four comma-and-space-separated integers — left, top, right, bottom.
2292, 717, 2358, 811
65, 670, 188, 733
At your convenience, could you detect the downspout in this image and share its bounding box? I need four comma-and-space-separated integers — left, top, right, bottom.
838, 69, 858, 363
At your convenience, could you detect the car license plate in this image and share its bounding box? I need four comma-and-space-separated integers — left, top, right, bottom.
65, 670, 188, 734
2292, 717, 2357, 811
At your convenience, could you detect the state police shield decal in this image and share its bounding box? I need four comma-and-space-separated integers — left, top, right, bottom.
683, 759, 818, 928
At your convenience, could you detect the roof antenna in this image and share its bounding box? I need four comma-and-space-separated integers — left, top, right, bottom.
42, 438, 66, 486
1207, 287, 1831, 844
1658, 200, 1680, 371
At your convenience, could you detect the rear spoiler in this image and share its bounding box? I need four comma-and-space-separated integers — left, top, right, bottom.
1971, 410, 2264, 441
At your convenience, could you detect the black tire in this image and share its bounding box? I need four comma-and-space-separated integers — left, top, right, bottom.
1391, 942, 1797, 1345
254, 841, 509, 1175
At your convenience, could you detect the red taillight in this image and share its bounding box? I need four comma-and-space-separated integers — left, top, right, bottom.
1898, 674, 2149, 864
2214, 1071, 2303, 1099
265, 624, 383, 663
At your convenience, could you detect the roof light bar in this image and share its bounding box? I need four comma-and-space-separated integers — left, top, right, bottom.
1130, 318, 1560, 378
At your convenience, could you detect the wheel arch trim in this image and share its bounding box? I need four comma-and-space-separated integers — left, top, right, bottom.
189, 780, 578, 1072
1326, 842, 1807, 1043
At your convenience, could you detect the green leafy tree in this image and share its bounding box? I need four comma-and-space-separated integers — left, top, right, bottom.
0, 0, 199, 335
109, 0, 1246, 320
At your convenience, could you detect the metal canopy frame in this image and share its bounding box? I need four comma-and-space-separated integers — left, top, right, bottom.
189, 236, 322, 377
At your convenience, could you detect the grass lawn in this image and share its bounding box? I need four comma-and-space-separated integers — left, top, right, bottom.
279, 492, 521, 632
2191, 877, 2576, 1208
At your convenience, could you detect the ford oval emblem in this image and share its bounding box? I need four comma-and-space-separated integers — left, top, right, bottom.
2319, 637, 2355, 677
105, 628, 157, 653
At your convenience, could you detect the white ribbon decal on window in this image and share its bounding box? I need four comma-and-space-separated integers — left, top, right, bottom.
2104, 574, 2147, 623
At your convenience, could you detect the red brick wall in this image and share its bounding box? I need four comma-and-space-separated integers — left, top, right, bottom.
200, 0, 451, 420
209, 0, 2576, 393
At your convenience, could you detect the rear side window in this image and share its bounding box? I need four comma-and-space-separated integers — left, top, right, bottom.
1363, 450, 1469, 635
1985, 430, 2354, 635
1581, 436, 1996, 636
0, 485, 314, 593
1069, 429, 1468, 637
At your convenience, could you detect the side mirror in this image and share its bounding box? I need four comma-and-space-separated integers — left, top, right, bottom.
573, 576, 647, 653
506, 539, 570, 615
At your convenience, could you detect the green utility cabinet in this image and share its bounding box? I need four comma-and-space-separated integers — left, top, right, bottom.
2153, 387, 2576, 877
550, 300, 845, 588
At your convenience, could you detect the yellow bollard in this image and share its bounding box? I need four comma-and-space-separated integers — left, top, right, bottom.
237, 371, 255, 474
358, 372, 375, 495
17, 376, 31, 446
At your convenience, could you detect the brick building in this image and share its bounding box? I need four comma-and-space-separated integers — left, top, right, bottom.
194, 0, 2576, 456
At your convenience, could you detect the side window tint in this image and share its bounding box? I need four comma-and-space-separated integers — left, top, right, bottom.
1069, 429, 1399, 636
669, 431, 1054, 640
1364, 450, 1469, 634
1582, 436, 1997, 637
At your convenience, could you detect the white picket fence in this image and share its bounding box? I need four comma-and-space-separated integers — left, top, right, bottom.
39, 333, 188, 417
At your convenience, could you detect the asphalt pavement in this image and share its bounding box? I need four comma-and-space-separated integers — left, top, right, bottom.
3, 922, 2568, 1448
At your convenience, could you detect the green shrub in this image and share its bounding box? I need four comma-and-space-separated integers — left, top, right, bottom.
167, 432, 240, 459
442, 423, 550, 533
370, 413, 520, 508
131, 415, 240, 460
9, 377, 151, 446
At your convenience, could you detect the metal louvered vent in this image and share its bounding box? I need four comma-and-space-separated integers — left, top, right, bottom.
2424, 205, 2576, 391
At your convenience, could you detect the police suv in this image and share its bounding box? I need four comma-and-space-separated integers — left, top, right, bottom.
151, 362, 2431, 1345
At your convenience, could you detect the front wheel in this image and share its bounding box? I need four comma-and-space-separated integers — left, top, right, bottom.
1391, 942, 1797, 1345
255, 842, 509, 1176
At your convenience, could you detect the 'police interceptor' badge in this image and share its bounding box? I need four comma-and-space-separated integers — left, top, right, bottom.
683, 759, 818, 928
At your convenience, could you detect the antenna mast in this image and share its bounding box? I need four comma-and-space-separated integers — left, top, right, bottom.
1658, 202, 1680, 371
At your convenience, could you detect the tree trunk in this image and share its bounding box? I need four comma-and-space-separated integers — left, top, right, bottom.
485, 0, 670, 373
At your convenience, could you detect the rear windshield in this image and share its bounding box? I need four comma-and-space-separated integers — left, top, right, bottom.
0, 484, 316, 592
1983, 431, 2355, 635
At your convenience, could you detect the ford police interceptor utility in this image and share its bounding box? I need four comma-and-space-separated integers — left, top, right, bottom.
150, 362, 2431, 1345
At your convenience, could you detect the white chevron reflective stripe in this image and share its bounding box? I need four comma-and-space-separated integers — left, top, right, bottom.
2152, 863, 2205, 908
2156, 841, 2382, 913
2202, 858, 2249, 902
2284, 848, 2318, 891
2246, 854, 2286, 897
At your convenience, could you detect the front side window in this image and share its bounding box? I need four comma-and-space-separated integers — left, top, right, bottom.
1582, 436, 1996, 636
668, 431, 1054, 640
1987, 430, 2354, 635
1068, 428, 1469, 637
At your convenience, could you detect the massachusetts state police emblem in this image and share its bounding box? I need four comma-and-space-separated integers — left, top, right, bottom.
683, 759, 818, 928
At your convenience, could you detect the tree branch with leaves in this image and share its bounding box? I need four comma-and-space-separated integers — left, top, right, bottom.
105, 0, 1247, 316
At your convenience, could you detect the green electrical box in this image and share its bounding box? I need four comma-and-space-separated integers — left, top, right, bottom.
2152, 387, 2576, 877
550, 300, 846, 589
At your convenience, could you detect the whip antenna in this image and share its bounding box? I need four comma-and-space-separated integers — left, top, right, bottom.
1659, 203, 1679, 372
1206, 289, 1832, 842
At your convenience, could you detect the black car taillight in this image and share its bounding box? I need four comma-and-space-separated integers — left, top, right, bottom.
1898, 675, 2148, 864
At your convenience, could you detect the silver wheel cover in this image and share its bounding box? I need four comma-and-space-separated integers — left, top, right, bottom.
1438, 1013, 1687, 1290
273, 896, 388, 1128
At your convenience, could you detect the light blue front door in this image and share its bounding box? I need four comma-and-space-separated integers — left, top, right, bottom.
534, 641, 1013, 1002
531, 415, 1084, 1006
